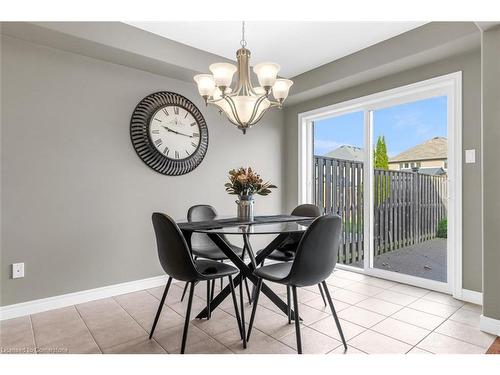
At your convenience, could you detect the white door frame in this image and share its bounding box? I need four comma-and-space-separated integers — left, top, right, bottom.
298, 72, 462, 297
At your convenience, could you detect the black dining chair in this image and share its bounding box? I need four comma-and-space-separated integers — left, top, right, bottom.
247, 214, 347, 354
180, 205, 252, 306
256, 204, 329, 306
150, 212, 243, 354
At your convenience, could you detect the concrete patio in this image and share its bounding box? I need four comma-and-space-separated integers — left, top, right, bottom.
352, 238, 447, 282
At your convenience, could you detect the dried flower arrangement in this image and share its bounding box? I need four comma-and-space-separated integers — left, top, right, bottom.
225, 167, 277, 198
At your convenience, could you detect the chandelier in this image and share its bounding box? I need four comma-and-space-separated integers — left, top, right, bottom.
194, 22, 293, 134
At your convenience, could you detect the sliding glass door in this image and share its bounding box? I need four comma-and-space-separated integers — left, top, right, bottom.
300, 73, 461, 294
370, 97, 449, 283
313, 111, 365, 268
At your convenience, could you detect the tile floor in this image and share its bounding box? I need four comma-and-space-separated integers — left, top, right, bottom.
0, 269, 496, 354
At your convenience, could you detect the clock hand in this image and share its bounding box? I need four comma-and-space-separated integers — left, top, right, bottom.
162, 126, 194, 138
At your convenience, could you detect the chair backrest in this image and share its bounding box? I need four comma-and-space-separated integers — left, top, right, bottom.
282, 204, 323, 247
152, 212, 199, 282
187, 205, 219, 250
188, 204, 218, 221
287, 214, 342, 287
291, 204, 322, 217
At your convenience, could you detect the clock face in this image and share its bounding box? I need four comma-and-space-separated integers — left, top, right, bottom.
130, 92, 209, 176
149, 105, 201, 160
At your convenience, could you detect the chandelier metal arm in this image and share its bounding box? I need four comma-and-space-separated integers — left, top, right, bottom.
224, 95, 245, 126
247, 95, 269, 125
206, 96, 281, 106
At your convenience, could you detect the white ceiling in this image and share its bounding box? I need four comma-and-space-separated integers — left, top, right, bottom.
126, 21, 427, 77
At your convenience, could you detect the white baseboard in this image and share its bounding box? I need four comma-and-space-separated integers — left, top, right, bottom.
459, 289, 483, 305
0, 273, 486, 322
0, 275, 169, 321
480, 314, 500, 336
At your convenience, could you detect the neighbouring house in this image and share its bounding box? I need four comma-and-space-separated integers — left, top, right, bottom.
388, 136, 448, 174
323, 145, 364, 162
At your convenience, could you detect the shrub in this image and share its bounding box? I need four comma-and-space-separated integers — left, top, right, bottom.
437, 218, 447, 238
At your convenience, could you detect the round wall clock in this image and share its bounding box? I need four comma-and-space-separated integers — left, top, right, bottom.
130, 92, 209, 176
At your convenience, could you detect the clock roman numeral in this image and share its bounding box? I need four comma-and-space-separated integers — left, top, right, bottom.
190, 122, 197, 127
191, 142, 197, 148
174, 107, 179, 115
162, 108, 169, 116
151, 129, 160, 134
185, 150, 190, 156
154, 118, 162, 122
163, 146, 169, 155
184, 112, 189, 119
192, 132, 199, 138
154, 139, 162, 147
175, 151, 180, 159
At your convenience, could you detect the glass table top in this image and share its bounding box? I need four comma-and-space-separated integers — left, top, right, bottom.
195, 220, 312, 235
177, 214, 313, 234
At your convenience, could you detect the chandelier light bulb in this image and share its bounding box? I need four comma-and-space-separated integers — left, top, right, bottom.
272, 79, 294, 101
209, 63, 237, 90
230, 96, 271, 126
193, 74, 216, 97
253, 86, 266, 95
253, 62, 281, 90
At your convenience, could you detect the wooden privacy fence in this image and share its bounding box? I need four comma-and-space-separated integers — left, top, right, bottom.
313, 155, 448, 265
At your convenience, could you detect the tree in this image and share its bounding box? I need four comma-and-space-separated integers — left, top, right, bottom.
374, 136, 390, 204
374, 136, 389, 170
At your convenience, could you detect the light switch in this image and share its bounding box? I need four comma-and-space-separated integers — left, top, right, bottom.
465, 149, 476, 164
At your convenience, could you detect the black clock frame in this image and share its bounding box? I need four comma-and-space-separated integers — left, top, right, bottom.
130, 92, 209, 176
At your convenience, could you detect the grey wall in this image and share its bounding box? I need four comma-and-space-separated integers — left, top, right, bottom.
0, 35, 285, 306
482, 26, 500, 320
284, 49, 482, 292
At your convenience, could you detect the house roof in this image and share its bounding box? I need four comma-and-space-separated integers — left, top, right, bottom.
418, 167, 447, 176
389, 136, 447, 162
324, 145, 364, 162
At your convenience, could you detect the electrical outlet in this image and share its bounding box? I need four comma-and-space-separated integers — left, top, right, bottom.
12, 263, 24, 279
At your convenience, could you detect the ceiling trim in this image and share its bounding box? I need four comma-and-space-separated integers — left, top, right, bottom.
285, 22, 481, 106
0, 21, 232, 83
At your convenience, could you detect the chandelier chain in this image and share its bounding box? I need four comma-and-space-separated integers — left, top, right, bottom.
240, 21, 247, 47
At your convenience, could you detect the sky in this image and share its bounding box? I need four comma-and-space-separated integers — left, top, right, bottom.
313, 96, 448, 157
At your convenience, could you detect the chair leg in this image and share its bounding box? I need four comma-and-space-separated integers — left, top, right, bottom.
180, 282, 189, 302
210, 279, 216, 305
206, 280, 211, 320
149, 276, 172, 339
250, 258, 264, 303
286, 285, 292, 324
228, 275, 243, 340
244, 278, 252, 305
240, 248, 252, 305
180, 281, 195, 354
247, 278, 262, 342
318, 283, 327, 306
239, 274, 247, 348
322, 281, 347, 350
181, 256, 198, 302
220, 261, 224, 290
292, 286, 302, 354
